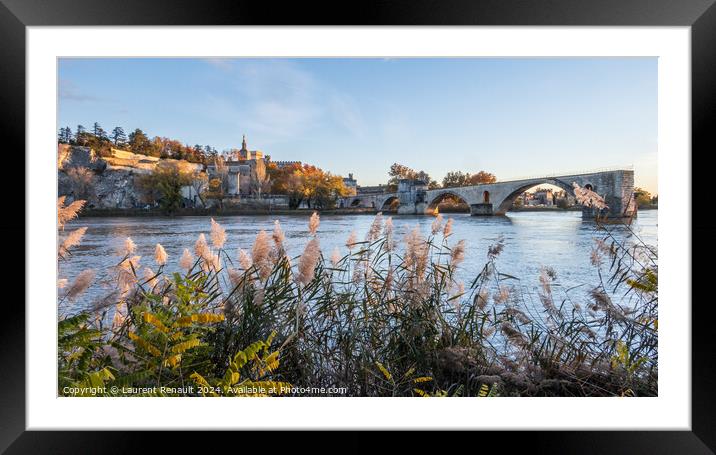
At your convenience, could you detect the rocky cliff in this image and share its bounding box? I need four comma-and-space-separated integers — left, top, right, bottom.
58, 144, 203, 209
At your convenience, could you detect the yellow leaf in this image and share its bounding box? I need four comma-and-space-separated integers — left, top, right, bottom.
403, 367, 416, 379
128, 331, 162, 357
142, 312, 169, 333
164, 353, 182, 368
375, 361, 392, 381
174, 312, 225, 328
171, 338, 202, 354
479, 383, 490, 397
264, 351, 280, 372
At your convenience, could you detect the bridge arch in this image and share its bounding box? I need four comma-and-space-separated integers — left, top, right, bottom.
426, 191, 470, 213
379, 195, 400, 211
494, 178, 575, 214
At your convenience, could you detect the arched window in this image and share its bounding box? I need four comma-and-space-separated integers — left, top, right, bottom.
483, 191, 490, 203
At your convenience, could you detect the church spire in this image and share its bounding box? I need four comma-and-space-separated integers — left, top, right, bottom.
241, 134, 247, 151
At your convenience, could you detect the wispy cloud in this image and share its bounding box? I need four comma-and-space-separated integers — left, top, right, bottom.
59, 79, 101, 102
202, 59, 367, 143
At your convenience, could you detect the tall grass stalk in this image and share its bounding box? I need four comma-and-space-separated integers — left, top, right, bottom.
57, 197, 657, 397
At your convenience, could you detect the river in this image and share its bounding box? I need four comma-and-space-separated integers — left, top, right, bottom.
58, 210, 657, 312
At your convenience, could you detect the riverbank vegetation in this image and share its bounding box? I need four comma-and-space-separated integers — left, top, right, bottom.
57, 185, 657, 397
635, 187, 658, 209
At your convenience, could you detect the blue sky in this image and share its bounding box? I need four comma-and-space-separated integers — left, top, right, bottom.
58, 58, 657, 193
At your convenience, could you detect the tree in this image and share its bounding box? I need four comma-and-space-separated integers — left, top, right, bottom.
128, 128, 151, 155
92, 122, 108, 141
203, 156, 231, 209
135, 161, 194, 214
442, 171, 471, 188
189, 144, 207, 164
204, 178, 226, 209
250, 160, 270, 198
469, 171, 497, 185
312, 172, 347, 209
267, 162, 347, 209
442, 170, 497, 187
58, 126, 73, 144
284, 172, 307, 209
387, 163, 439, 191
190, 172, 209, 208
75, 125, 87, 145
634, 187, 654, 208
111, 127, 127, 146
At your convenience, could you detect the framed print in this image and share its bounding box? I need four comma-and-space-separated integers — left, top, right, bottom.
3, 0, 714, 451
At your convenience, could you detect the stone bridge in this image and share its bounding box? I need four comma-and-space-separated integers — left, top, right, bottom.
340, 169, 636, 219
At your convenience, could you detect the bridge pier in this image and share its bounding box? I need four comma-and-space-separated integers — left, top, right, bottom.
397, 202, 428, 215
470, 203, 493, 216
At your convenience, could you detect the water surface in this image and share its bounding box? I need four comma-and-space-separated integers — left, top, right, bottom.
59, 210, 657, 311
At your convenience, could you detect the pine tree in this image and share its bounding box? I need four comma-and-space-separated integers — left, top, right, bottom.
58, 126, 72, 143
111, 127, 127, 146
92, 122, 108, 142
75, 125, 86, 145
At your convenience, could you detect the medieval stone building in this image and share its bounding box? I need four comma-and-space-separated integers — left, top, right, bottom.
206, 135, 267, 197
343, 173, 358, 196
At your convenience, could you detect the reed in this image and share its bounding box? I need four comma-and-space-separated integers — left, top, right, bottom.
57, 198, 657, 397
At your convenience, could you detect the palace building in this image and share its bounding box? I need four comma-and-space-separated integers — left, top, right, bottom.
206, 135, 266, 197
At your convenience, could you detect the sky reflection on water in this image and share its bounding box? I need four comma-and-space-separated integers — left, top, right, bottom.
59, 210, 657, 312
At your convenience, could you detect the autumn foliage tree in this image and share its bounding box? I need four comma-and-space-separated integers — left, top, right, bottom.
387, 163, 439, 191
267, 162, 347, 209
634, 187, 656, 208
442, 170, 497, 188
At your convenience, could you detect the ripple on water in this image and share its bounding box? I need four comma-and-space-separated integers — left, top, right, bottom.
58, 210, 657, 312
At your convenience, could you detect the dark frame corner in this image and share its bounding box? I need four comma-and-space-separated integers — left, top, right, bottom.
4, 0, 714, 452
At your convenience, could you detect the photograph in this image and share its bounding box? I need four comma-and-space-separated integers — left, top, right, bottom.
55, 57, 659, 398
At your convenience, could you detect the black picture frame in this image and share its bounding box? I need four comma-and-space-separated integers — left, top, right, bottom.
3, 0, 712, 451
